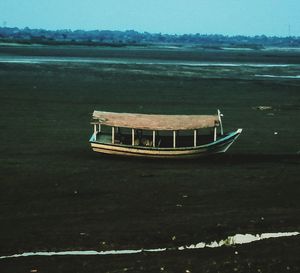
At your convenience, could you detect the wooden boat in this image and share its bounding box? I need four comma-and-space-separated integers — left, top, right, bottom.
89, 110, 242, 158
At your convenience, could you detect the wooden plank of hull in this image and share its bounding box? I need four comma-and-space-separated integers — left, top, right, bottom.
92, 147, 207, 158
92, 143, 206, 157
91, 141, 231, 158
90, 129, 241, 158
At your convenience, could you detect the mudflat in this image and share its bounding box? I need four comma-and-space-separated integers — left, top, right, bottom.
0, 45, 299, 272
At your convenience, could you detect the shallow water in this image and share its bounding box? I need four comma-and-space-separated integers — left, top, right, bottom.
255, 74, 300, 79
0, 55, 299, 67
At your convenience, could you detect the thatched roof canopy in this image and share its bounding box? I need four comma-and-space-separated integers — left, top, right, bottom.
92, 111, 219, 130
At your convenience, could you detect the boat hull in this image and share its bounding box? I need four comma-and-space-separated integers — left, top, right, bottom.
89, 129, 242, 158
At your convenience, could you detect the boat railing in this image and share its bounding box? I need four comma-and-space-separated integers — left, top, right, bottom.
92, 126, 227, 149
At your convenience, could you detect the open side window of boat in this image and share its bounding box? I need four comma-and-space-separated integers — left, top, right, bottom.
95, 124, 111, 143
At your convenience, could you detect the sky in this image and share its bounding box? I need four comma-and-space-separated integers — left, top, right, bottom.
0, 0, 299, 36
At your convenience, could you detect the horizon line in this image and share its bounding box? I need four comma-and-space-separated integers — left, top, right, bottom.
1, 26, 299, 39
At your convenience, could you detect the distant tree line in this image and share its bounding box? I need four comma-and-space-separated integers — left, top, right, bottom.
0, 27, 299, 48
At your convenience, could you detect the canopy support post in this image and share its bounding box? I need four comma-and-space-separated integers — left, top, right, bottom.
132, 129, 135, 146
98, 124, 101, 133
112, 127, 115, 144
153, 130, 156, 147
218, 109, 224, 135
214, 127, 217, 141
194, 129, 197, 147
93, 124, 97, 135
173, 131, 176, 148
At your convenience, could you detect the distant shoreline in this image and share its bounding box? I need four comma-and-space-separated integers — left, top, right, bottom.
1, 26, 300, 49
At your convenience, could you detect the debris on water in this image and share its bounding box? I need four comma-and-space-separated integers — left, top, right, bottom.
74, 190, 78, 194
261, 217, 264, 221
160, 267, 165, 271
176, 204, 183, 207
253, 106, 272, 111
172, 236, 176, 241
30, 270, 38, 273
267, 113, 275, 116
100, 241, 106, 245
235, 251, 238, 255
182, 195, 188, 198
140, 173, 154, 178
274, 132, 278, 135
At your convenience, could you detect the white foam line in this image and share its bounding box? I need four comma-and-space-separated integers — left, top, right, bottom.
0, 60, 41, 64
255, 74, 300, 79
176, 63, 294, 68
0, 58, 298, 67
0, 232, 298, 260
0, 58, 128, 65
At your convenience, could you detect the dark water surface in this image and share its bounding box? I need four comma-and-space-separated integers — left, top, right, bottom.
0, 45, 299, 272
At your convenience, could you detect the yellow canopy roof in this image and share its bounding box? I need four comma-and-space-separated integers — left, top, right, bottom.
92, 111, 220, 130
